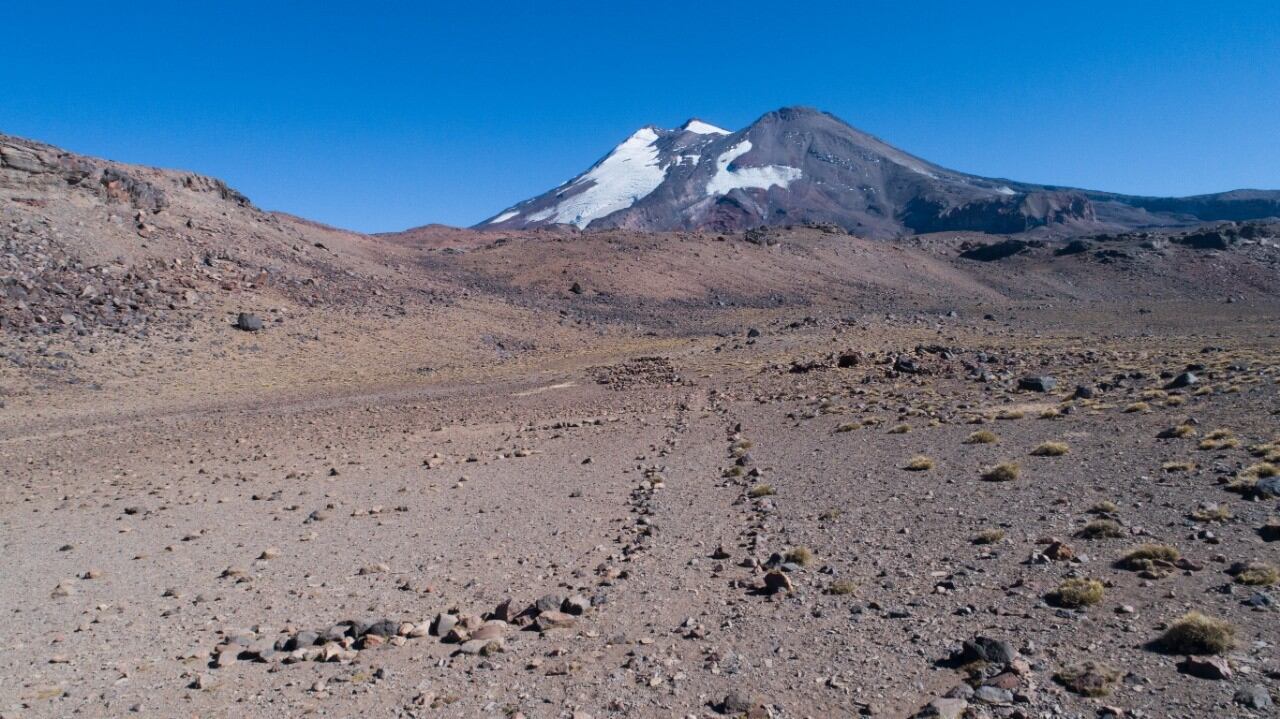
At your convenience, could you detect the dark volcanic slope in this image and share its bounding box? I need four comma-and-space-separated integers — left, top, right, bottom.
478, 107, 1280, 237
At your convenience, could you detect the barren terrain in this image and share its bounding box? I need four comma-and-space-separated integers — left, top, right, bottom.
2, 134, 1279, 718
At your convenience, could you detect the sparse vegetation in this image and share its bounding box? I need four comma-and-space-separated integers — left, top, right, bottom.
996, 409, 1025, 420
1123, 402, 1149, 413
1155, 611, 1236, 655
827, 579, 856, 595
818, 509, 843, 522
888, 423, 911, 434
1039, 407, 1060, 419
965, 430, 998, 444
1030, 441, 1069, 457
1088, 500, 1119, 515
981, 462, 1020, 482
784, 546, 814, 567
1048, 578, 1104, 608
1118, 543, 1180, 570
905, 455, 935, 471
835, 422, 858, 433
747, 483, 775, 498
1244, 462, 1278, 478
1232, 561, 1279, 586
1157, 424, 1196, 439
973, 528, 1005, 545
1079, 519, 1123, 539
1162, 460, 1195, 472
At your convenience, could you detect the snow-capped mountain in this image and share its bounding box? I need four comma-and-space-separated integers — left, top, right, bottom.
478, 107, 1280, 236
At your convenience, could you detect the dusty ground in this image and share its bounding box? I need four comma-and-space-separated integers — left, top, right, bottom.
3, 296, 1279, 719
2, 136, 1280, 718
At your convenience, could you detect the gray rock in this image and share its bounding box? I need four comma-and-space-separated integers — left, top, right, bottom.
1164, 372, 1198, 389
973, 686, 1013, 705
1254, 476, 1280, 498
432, 613, 458, 637
958, 636, 1018, 665
235, 313, 263, 332
722, 690, 762, 713
534, 593, 564, 613
1234, 685, 1272, 709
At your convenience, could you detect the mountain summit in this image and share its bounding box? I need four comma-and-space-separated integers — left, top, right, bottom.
478, 107, 1280, 236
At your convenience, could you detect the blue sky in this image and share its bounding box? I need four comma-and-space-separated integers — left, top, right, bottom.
3, 2, 1278, 232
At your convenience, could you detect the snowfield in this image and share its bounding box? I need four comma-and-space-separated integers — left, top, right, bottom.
705, 140, 803, 196
527, 128, 668, 229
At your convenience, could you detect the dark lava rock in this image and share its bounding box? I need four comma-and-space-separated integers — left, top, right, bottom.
1164, 371, 1198, 389
959, 239, 1033, 262
569, 281, 584, 294
956, 636, 1018, 665
1253, 476, 1280, 499
1071, 384, 1095, 399
235, 313, 263, 332
1018, 376, 1057, 392
1054, 239, 1093, 256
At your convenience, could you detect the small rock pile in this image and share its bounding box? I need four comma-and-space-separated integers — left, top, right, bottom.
206, 593, 593, 673
589, 356, 683, 390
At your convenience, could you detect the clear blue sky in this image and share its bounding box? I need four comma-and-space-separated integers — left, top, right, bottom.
3, 2, 1278, 232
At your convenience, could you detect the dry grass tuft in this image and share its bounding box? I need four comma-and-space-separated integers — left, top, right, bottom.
996, 409, 1025, 420
1089, 500, 1119, 515
972, 529, 1005, 545
818, 509, 843, 522
1155, 611, 1236, 655
888, 423, 911, 434
1124, 402, 1150, 413
1039, 407, 1061, 419
747, 483, 775, 498
1232, 561, 1279, 586
1048, 578, 1104, 608
905, 455, 935, 471
1118, 543, 1179, 570
835, 422, 859, 433
965, 430, 998, 444
1245, 462, 1278, 479
827, 579, 857, 596
1157, 425, 1196, 439
1030, 441, 1069, 457
1079, 519, 1123, 539
784, 546, 814, 567
1162, 460, 1195, 473
981, 462, 1020, 482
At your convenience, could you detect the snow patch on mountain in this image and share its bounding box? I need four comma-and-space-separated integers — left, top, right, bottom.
539, 128, 668, 228
705, 140, 802, 196
488, 210, 519, 224
682, 119, 731, 135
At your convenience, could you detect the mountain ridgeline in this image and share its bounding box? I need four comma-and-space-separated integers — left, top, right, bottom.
478, 107, 1280, 237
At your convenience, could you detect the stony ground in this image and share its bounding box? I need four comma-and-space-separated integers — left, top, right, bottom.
3, 135, 1279, 717
2, 298, 1278, 719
